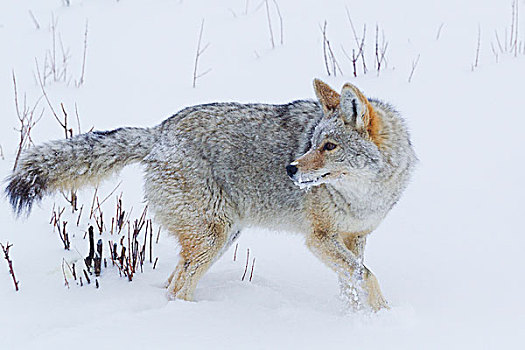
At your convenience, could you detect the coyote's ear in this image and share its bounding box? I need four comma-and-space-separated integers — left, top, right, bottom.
340, 83, 383, 146
313, 79, 340, 114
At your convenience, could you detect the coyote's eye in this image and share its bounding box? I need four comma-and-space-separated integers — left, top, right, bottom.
323, 142, 337, 151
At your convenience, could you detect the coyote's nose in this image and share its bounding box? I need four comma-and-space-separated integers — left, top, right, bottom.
286, 164, 298, 178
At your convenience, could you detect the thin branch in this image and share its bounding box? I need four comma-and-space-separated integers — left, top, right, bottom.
321, 22, 331, 75
192, 19, 211, 88
272, 0, 283, 45
265, 0, 275, 49
320, 21, 343, 76
12, 71, 43, 171
28, 10, 40, 30
77, 21, 88, 87
74, 103, 81, 135
61, 258, 70, 288
472, 25, 481, 71
1, 242, 20, 291
345, 7, 367, 74
35, 59, 63, 127
408, 54, 421, 83
436, 23, 444, 40
241, 248, 250, 281
249, 257, 255, 282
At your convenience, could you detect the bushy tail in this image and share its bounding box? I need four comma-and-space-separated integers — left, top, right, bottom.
6, 127, 157, 215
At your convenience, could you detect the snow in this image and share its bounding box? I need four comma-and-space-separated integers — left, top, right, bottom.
1, 0, 525, 349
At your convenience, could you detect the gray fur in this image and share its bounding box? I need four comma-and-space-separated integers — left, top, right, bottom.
6, 127, 156, 215
5, 81, 416, 310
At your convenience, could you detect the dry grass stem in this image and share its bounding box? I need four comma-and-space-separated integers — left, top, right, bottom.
28, 10, 40, 30
192, 19, 211, 88
76, 21, 88, 87
408, 54, 421, 83
12, 71, 44, 171
472, 25, 481, 71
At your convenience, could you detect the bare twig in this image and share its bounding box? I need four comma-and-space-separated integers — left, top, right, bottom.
408, 54, 421, 83
89, 187, 98, 219
491, 1, 523, 59
321, 22, 331, 75
320, 21, 343, 76
149, 220, 153, 263
341, 46, 357, 77
58, 34, 71, 84
494, 30, 504, 53
249, 257, 255, 282
1, 242, 20, 291
74, 103, 81, 135
233, 243, 238, 261
92, 181, 122, 217
12, 71, 44, 171
374, 26, 389, 75
241, 248, 250, 281
35, 59, 63, 128
61, 258, 70, 288
264, 0, 275, 49
56, 220, 70, 250
72, 263, 77, 280
76, 21, 88, 87
192, 19, 211, 88
94, 239, 102, 277
345, 7, 367, 74
436, 23, 445, 40
272, 0, 283, 45
490, 41, 499, 63
512, 0, 519, 57
76, 204, 84, 226
472, 25, 481, 71
28, 10, 40, 30
85, 226, 95, 269
83, 269, 91, 284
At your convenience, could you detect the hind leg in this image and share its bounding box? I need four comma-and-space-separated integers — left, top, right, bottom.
167, 220, 233, 300
144, 159, 240, 300
164, 227, 241, 289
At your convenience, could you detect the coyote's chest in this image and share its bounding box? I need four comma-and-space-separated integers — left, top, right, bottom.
312, 184, 389, 234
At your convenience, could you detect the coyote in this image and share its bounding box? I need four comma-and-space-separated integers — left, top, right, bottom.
6, 79, 416, 311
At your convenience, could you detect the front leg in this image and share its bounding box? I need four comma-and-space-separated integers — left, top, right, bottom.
306, 229, 388, 311
340, 233, 388, 311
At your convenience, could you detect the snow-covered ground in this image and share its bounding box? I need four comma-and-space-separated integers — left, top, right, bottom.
1, 0, 524, 349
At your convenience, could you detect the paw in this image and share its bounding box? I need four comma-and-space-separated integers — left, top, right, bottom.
363, 271, 389, 312
339, 270, 389, 312
166, 280, 194, 301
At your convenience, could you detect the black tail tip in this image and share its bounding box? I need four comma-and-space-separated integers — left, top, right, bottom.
5, 173, 47, 217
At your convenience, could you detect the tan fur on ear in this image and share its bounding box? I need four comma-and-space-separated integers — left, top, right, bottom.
313, 79, 340, 114
342, 83, 385, 148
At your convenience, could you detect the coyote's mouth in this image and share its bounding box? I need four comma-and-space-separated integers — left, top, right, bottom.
293, 172, 331, 189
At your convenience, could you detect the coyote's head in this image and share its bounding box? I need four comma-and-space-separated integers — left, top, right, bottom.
286, 79, 384, 189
